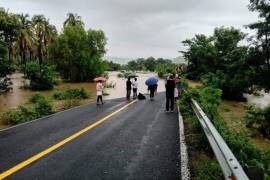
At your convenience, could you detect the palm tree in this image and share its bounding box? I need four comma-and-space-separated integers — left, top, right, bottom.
32, 15, 46, 65
17, 13, 33, 65
43, 20, 57, 60
63, 13, 84, 28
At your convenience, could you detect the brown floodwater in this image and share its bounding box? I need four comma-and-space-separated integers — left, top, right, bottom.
0, 72, 165, 113
105, 71, 165, 100
245, 91, 270, 108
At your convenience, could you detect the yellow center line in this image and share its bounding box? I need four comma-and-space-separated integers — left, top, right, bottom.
0, 100, 137, 179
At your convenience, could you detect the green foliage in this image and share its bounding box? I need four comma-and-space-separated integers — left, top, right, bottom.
23, 61, 59, 90
248, 0, 270, 90
105, 61, 122, 71
180, 86, 270, 178
156, 64, 176, 78
126, 57, 173, 72
34, 98, 52, 116
194, 158, 223, 180
49, 23, 107, 82
182, 26, 255, 100
53, 88, 90, 100
30, 93, 46, 103
1, 94, 51, 124
246, 104, 270, 137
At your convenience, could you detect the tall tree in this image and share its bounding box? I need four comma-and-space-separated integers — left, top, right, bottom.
17, 13, 33, 65
0, 8, 20, 63
63, 13, 84, 28
248, 0, 270, 89
32, 15, 57, 65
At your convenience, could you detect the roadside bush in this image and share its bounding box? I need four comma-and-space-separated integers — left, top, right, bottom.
35, 98, 52, 116
62, 99, 80, 110
180, 86, 270, 179
53, 88, 90, 100
246, 105, 270, 138
2, 106, 38, 124
1, 94, 52, 125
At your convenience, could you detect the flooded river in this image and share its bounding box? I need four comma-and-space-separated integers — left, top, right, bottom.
0, 72, 165, 112
1, 72, 269, 113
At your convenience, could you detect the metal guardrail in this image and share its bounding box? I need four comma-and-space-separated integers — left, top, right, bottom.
190, 98, 249, 180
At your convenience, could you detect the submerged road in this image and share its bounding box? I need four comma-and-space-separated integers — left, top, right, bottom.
0, 93, 180, 180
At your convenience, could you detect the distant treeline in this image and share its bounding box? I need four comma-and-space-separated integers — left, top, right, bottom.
105, 57, 181, 77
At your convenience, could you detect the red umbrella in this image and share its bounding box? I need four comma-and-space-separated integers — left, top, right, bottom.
94, 77, 106, 82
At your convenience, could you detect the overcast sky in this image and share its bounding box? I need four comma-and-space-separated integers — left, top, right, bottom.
0, 0, 259, 59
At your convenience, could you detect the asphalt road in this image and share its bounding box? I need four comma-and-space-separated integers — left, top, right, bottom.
0, 93, 180, 180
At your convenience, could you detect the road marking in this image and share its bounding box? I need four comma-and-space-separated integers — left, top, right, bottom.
0, 100, 137, 179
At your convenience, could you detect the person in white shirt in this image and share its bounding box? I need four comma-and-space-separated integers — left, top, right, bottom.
96, 80, 104, 105
132, 78, 138, 99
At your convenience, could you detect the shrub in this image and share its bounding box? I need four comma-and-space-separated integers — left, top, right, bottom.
30, 93, 46, 103
62, 99, 80, 110
2, 106, 38, 124
246, 105, 270, 137
53, 88, 90, 100
35, 98, 52, 116
180, 86, 270, 179
1, 94, 52, 125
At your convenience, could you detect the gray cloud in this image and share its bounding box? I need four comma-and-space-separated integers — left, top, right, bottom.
0, 0, 258, 58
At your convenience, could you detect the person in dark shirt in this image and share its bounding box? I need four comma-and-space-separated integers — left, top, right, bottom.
126, 78, 132, 100
165, 75, 176, 112
148, 84, 158, 100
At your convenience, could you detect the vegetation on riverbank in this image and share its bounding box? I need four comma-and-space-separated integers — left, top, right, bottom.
180, 86, 270, 179
0, 88, 92, 126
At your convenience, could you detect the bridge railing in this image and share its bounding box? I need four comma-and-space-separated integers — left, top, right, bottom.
190, 98, 249, 180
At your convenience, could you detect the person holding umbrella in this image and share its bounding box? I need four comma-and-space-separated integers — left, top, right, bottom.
145, 77, 158, 100
94, 77, 106, 105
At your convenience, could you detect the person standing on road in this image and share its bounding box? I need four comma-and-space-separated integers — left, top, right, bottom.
148, 84, 158, 100
96, 80, 104, 105
132, 78, 138, 99
165, 75, 175, 112
126, 78, 132, 100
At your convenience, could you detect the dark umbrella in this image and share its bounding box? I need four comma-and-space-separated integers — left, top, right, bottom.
145, 77, 158, 86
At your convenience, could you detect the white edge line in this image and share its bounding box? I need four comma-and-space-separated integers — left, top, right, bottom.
178, 105, 190, 180
0, 98, 124, 133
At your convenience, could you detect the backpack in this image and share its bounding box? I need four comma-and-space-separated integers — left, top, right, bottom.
138, 93, 146, 100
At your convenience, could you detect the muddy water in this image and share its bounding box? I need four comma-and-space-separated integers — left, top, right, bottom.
245, 91, 270, 108
0, 72, 165, 113
105, 71, 165, 100
0, 73, 97, 112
